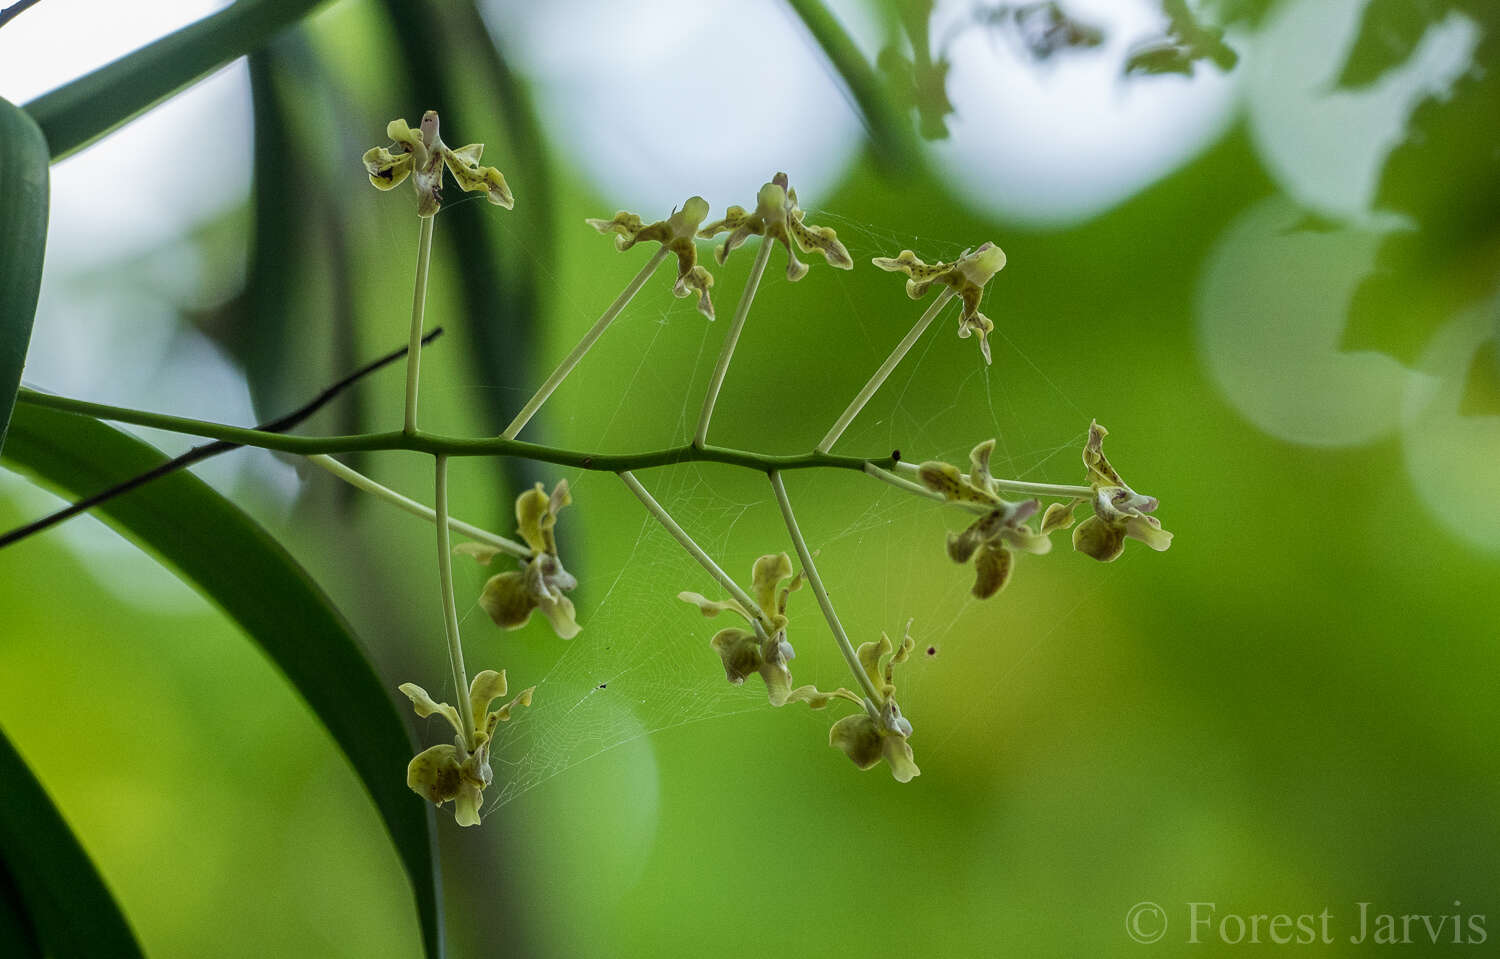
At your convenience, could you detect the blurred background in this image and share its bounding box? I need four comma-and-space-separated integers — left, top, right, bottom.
2, 0, 1498, 955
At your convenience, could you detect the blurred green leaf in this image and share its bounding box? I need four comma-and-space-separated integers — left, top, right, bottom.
21, 0, 326, 159
786, 0, 920, 172
241, 47, 302, 418
1343, 16, 1500, 363
0, 726, 143, 959
0, 860, 42, 959
0, 404, 445, 959
1334, 0, 1444, 89
0, 98, 48, 459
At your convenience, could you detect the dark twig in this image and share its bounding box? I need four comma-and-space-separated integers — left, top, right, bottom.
0, 327, 445, 549
0, 0, 45, 31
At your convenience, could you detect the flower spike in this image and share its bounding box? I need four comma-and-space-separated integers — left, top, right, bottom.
400, 669, 534, 826
872, 242, 1007, 364
458, 480, 581, 638
587, 197, 716, 319
919, 439, 1053, 598
698, 172, 853, 281
1072, 421, 1173, 562
363, 110, 514, 217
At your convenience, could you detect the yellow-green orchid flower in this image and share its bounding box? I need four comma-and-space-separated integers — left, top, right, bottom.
918, 439, 1053, 598
872, 242, 1007, 364
458, 480, 580, 639
587, 197, 716, 319
678, 552, 847, 708
829, 625, 920, 783
400, 669, 533, 826
698, 172, 854, 281
362, 110, 514, 218
1072, 421, 1173, 562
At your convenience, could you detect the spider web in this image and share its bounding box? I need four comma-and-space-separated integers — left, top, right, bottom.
440, 205, 1103, 812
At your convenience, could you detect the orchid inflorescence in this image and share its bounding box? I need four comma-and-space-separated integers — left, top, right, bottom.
359, 111, 1173, 823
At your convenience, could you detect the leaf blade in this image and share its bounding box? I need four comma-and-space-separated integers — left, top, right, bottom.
1, 404, 445, 959
21, 0, 325, 159
0, 725, 143, 959
0, 98, 49, 458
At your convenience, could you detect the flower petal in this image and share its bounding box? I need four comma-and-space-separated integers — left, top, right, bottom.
484, 686, 534, 737
453, 781, 484, 827
972, 544, 1013, 599
881, 733, 921, 783
1125, 514, 1174, 552
829, 713, 884, 770
535, 589, 582, 640
710, 627, 762, 685
677, 591, 752, 622
917, 461, 997, 506
362, 146, 413, 191
399, 683, 464, 737
750, 552, 793, 615
515, 482, 552, 554
441, 143, 514, 209
1041, 500, 1079, 535
1072, 514, 1126, 562
478, 571, 539, 629
787, 213, 853, 270
406, 743, 463, 805
468, 669, 509, 732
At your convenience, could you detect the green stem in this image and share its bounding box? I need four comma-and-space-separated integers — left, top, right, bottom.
694, 238, 773, 448
768, 471, 882, 714
817, 288, 956, 453
14, 388, 898, 474
892, 460, 1091, 500
404, 216, 435, 436
434, 455, 476, 745
782, 0, 919, 175
618, 470, 766, 623
308, 454, 530, 559
501, 247, 669, 440
863, 462, 943, 502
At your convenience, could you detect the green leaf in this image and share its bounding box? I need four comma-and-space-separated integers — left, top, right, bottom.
0, 98, 48, 459
1342, 18, 1500, 364
21, 0, 326, 159
0, 725, 143, 958
0, 404, 445, 959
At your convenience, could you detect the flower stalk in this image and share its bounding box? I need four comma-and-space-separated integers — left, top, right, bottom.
404, 216, 435, 435
501, 247, 670, 440
817, 288, 957, 452
768, 471, 883, 714
893, 459, 1092, 500
433, 454, 475, 744
619, 470, 766, 625
308, 454, 530, 559
693, 238, 773, 448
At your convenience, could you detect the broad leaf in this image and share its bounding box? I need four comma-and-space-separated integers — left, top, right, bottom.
0, 726, 143, 958
0, 98, 48, 458
22, 0, 325, 159
1, 404, 445, 959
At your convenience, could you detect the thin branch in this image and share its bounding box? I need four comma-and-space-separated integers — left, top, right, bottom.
0, 0, 45, 32
0, 328, 444, 549
11, 387, 901, 474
